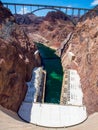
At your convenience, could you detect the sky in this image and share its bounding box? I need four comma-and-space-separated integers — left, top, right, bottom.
1, 0, 98, 16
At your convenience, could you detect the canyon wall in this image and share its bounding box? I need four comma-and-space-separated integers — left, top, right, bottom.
0, 2, 98, 115
60, 8, 98, 114
0, 3, 41, 112
15, 11, 75, 49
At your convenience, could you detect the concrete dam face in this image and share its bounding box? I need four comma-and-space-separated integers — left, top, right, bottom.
18, 43, 87, 128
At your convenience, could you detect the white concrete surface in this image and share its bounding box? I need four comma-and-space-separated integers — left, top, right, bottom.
18, 68, 87, 128
67, 70, 83, 106
18, 102, 87, 127
60, 69, 84, 106
68, 52, 75, 62
24, 67, 43, 102
0, 105, 98, 130
34, 50, 39, 55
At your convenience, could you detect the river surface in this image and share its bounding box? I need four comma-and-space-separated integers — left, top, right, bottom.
36, 43, 63, 104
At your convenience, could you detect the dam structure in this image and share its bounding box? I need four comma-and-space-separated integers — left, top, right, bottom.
18, 51, 87, 127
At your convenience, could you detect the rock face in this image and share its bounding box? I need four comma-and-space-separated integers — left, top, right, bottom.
15, 11, 75, 49
15, 13, 44, 25
39, 11, 74, 48
0, 3, 41, 112
3, 2, 98, 115
60, 8, 98, 114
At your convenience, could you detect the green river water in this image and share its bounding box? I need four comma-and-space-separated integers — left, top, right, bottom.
36, 43, 63, 104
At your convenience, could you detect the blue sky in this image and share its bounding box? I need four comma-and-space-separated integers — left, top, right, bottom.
1, 0, 98, 16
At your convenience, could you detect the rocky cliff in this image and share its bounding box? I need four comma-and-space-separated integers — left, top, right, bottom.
0, 3, 41, 112
15, 11, 75, 49
14, 13, 44, 25
60, 8, 98, 114
39, 11, 75, 48
1, 2, 98, 115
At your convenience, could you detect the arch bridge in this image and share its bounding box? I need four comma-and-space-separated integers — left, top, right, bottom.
3, 2, 90, 24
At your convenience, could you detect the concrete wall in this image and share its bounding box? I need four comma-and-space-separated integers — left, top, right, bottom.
18, 102, 87, 127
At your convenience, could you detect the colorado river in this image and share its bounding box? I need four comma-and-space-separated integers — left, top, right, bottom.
36, 43, 63, 104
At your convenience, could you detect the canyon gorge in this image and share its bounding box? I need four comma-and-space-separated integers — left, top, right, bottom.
0, 1, 98, 118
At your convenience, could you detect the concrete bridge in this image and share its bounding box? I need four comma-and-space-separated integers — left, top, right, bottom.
3, 2, 90, 24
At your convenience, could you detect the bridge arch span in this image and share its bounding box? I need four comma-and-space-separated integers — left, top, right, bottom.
31, 7, 60, 14
31, 8, 76, 25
